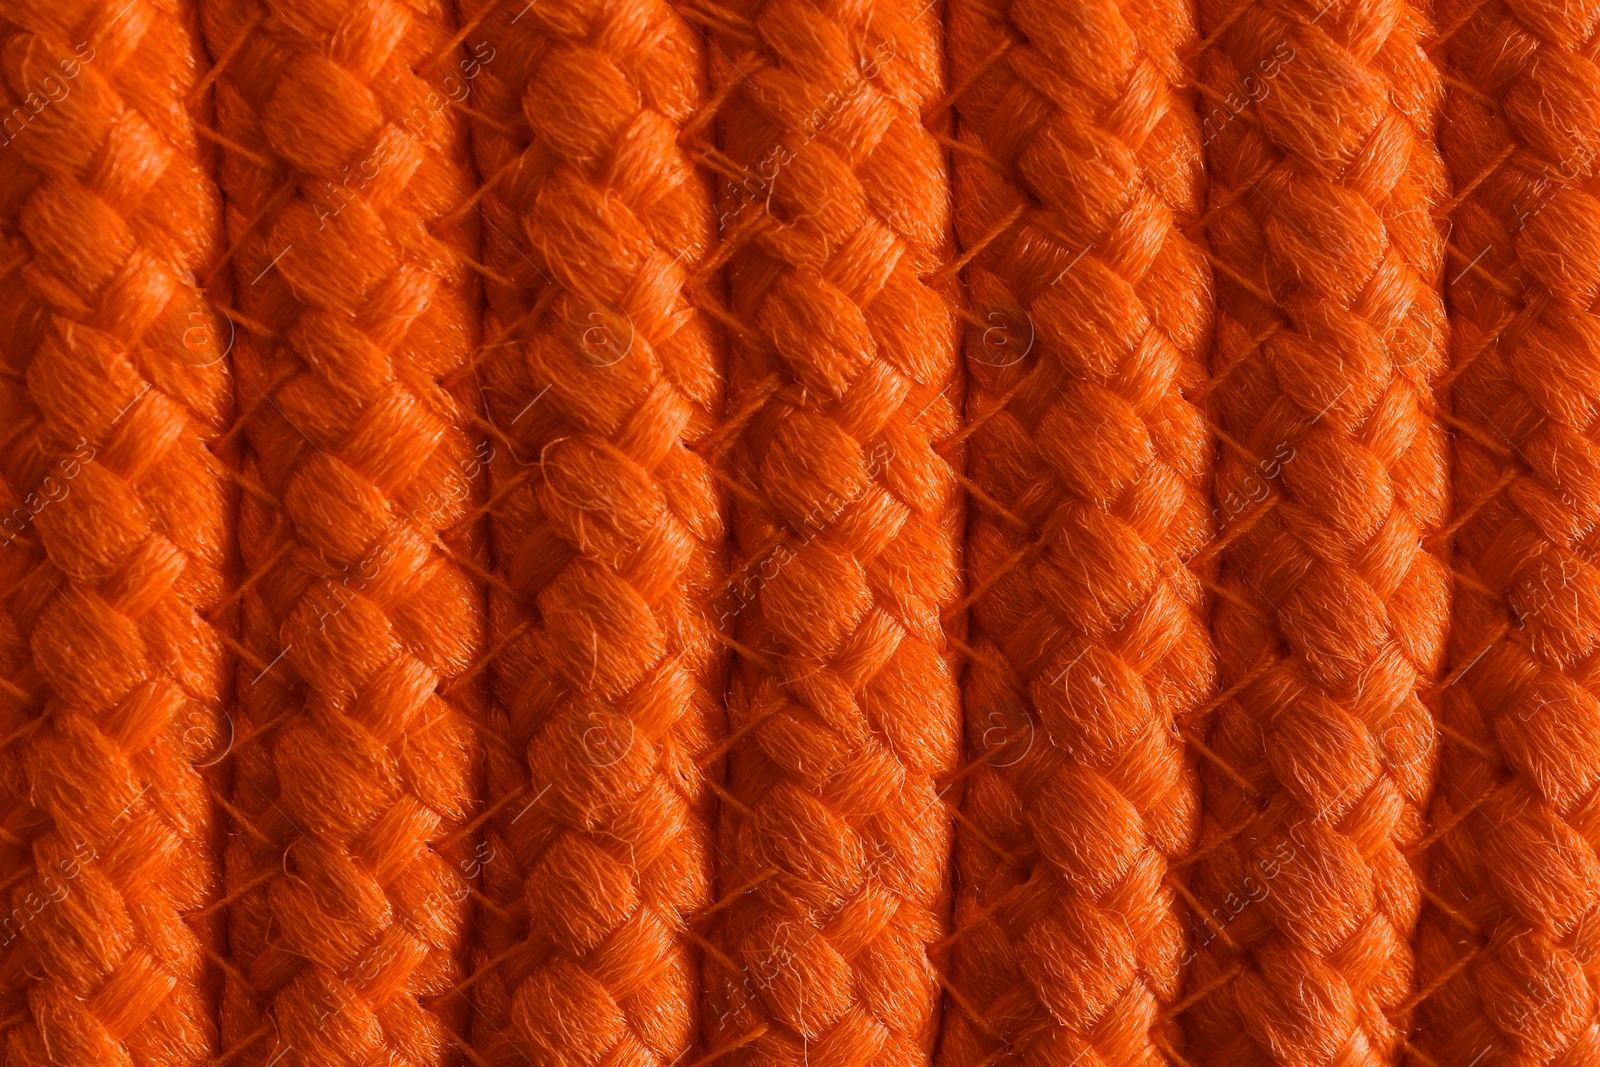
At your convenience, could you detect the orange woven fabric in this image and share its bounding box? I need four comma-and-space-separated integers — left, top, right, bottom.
461, 1, 727, 1064
199, 0, 488, 1061
0, 0, 233, 1062
937, 0, 1216, 1060
697, 4, 965, 1064
1185, 0, 1452, 1060
1415, 0, 1600, 1059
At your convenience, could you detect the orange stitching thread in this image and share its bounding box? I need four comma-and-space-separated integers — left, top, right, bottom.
0, 4, 233, 1062
1185, 0, 1452, 1059
199, 0, 489, 1060
697, 1, 966, 1063
459, 0, 729, 1063
1415, 0, 1600, 1058
937, 0, 1218, 1061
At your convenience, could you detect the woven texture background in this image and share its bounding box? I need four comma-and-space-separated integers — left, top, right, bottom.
15, 0, 1597, 1063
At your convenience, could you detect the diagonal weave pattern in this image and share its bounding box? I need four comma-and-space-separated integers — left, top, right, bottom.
698, 3, 965, 1064
937, 0, 1215, 1060
0, 2, 233, 1063
1416, 0, 1600, 1059
199, 0, 488, 1061
1185, 0, 1452, 1061
461, 0, 728, 1063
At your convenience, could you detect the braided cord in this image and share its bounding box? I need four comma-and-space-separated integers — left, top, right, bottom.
462, 0, 728, 1064
938, 0, 1215, 1060
1186, 0, 1451, 1060
200, 0, 488, 1061
0, 1, 232, 1062
1416, 0, 1600, 1059
699, 2, 964, 1064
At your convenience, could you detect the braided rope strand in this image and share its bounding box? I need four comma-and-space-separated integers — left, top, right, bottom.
0, 1, 232, 1062
461, 1, 728, 1064
199, 0, 489, 1061
1186, 0, 1452, 1060
937, 0, 1216, 1060
1415, 0, 1600, 1060
699, 2, 965, 1063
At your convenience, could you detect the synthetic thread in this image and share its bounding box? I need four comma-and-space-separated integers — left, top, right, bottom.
0, 1, 232, 1062
1186, 0, 1452, 1060
1416, 0, 1600, 1059
697, 3, 966, 1064
462, 1, 727, 1064
937, 0, 1216, 1059
199, 0, 488, 1060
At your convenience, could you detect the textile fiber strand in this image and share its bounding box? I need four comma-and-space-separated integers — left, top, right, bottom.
1415, 0, 1600, 1059
937, 0, 1216, 1059
1185, 0, 1452, 1060
0, 0, 233, 1062
699, 2, 966, 1063
201, 0, 488, 1060
462, 0, 727, 1064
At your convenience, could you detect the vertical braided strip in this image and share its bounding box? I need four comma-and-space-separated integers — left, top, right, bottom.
699, 2, 965, 1065
1416, 0, 1600, 1059
938, 0, 1215, 1060
0, 1, 231, 1062
1187, 0, 1452, 1061
462, 1, 727, 1064
0, 522, 32, 1047
200, 0, 487, 1061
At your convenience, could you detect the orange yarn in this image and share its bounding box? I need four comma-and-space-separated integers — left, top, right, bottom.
462, 1, 727, 1064
1185, 0, 1452, 1060
199, 0, 488, 1061
0, 0, 233, 1061
11, 0, 1589, 1061
697, 3, 965, 1064
1415, 1, 1600, 1059
937, 0, 1216, 1060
